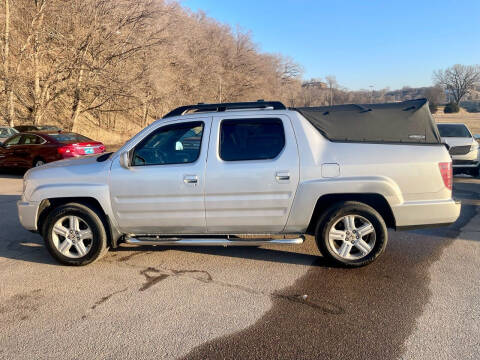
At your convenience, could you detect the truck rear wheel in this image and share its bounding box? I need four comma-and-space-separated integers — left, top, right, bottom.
43, 203, 108, 266
315, 201, 388, 267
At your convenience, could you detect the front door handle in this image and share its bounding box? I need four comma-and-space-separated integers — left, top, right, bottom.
183, 175, 198, 185
275, 171, 290, 181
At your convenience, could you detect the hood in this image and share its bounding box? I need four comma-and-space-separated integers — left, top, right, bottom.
23, 153, 112, 201
26, 153, 111, 182
441, 137, 476, 147
38, 154, 105, 169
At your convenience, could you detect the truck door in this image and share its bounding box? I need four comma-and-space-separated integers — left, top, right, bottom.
109, 118, 210, 234
205, 115, 299, 233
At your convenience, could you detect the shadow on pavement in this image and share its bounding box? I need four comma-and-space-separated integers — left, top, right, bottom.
114, 243, 327, 267
0, 195, 59, 266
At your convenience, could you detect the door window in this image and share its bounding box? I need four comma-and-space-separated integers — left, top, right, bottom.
3, 134, 22, 146
132, 121, 204, 166
219, 118, 285, 161
21, 134, 44, 145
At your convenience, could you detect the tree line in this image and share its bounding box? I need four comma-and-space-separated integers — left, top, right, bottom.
0, 0, 302, 131
1, 1, 479, 133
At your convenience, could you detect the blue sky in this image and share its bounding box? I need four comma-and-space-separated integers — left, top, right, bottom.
181, 0, 480, 90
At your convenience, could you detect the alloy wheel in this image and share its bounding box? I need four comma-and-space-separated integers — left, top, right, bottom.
51, 215, 93, 258
328, 214, 376, 260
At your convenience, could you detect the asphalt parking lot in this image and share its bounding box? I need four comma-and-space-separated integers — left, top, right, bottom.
0, 174, 479, 360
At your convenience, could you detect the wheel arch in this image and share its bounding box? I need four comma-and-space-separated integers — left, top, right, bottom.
37, 197, 119, 248
306, 193, 396, 235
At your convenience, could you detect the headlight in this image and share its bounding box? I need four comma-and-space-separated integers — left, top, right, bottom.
472, 143, 478, 152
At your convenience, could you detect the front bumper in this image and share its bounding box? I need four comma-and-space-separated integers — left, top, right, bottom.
452, 160, 479, 168
17, 200, 40, 231
392, 199, 461, 228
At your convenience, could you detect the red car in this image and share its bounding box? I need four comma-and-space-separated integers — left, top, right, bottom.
0, 132, 105, 169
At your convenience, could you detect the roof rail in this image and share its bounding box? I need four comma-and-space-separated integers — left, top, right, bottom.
162, 100, 286, 118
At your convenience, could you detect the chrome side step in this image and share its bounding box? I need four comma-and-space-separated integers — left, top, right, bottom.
124, 236, 305, 247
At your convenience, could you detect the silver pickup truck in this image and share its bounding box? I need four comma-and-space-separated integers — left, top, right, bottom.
18, 99, 461, 267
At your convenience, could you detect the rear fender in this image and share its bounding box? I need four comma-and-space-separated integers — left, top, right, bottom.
285, 176, 403, 232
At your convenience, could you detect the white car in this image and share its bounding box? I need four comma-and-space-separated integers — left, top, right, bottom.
437, 123, 479, 177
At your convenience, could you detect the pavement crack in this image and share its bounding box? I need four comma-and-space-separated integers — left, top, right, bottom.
139, 267, 170, 291
90, 288, 128, 310
137, 265, 343, 314
272, 293, 345, 314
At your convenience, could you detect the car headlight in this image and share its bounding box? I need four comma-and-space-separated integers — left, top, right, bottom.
472, 143, 479, 152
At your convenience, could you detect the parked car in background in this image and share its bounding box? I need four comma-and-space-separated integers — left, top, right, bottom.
437, 123, 479, 177
0, 132, 105, 169
14, 125, 62, 133
0, 126, 18, 143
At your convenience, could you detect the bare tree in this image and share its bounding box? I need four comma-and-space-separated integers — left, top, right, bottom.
325, 75, 337, 105
1, 0, 13, 125
433, 64, 480, 104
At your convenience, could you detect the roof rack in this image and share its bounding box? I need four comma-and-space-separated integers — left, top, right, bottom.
162, 100, 286, 118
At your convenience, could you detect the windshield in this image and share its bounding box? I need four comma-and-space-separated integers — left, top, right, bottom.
49, 133, 92, 142
0, 127, 18, 137
437, 124, 472, 138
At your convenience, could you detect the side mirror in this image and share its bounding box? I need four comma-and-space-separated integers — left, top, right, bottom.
119, 151, 130, 169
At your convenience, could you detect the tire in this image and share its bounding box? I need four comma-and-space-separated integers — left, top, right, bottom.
43, 203, 108, 266
315, 201, 388, 267
33, 158, 46, 167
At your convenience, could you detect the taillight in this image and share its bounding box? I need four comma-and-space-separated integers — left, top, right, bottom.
58, 145, 75, 158
438, 162, 452, 190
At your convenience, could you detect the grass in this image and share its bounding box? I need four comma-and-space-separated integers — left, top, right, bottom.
434, 107, 480, 135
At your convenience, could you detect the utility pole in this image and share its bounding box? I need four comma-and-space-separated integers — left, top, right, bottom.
369, 85, 374, 103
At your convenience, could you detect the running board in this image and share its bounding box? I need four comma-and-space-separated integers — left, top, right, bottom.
124, 236, 305, 247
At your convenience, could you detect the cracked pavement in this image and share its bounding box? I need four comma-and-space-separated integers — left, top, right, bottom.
0, 174, 479, 359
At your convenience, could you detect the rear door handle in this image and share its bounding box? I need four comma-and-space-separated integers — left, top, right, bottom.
275, 171, 290, 181
183, 175, 198, 185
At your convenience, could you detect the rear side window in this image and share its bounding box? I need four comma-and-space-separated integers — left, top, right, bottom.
220, 118, 285, 161
21, 134, 44, 144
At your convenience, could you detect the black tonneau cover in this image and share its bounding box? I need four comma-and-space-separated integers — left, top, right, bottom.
294, 98, 441, 144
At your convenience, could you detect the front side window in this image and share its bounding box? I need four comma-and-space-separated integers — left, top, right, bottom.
132, 121, 204, 166
219, 118, 285, 161
3, 134, 22, 146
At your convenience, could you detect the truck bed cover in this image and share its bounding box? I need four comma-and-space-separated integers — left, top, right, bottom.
295, 98, 441, 144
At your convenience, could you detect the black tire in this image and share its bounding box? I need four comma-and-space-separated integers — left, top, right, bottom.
43, 203, 108, 266
33, 157, 46, 168
315, 201, 388, 267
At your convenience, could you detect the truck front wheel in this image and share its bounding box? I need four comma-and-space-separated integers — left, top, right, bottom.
315, 201, 388, 267
43, 203, 108, 266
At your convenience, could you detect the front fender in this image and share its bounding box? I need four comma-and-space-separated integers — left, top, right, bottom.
30, 183, 121, 242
